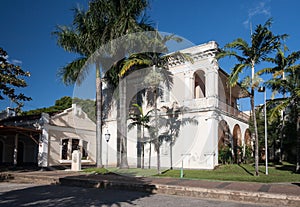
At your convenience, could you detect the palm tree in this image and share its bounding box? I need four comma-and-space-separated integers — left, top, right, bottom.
53, 0, 153, 168
217, 18, 287, 176
264, 49, 300, 172
118, 35, 193, 173
128, 103, 153, 168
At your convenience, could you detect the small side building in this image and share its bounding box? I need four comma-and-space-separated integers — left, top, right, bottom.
0, 104, 96, 168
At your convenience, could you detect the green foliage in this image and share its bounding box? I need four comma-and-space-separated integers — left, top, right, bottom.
0, 48, 31, 111
22, 96, 72, 115
160, 163, 300, 183
244, 146, 254, 164
218, 145, 232, 164
73, 97, 96, 123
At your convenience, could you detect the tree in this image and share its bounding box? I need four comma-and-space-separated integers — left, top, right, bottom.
217, 19, 287, 176
265, 48, 300, 172
54, 0, 153, 168
128, 103, 153, 168
0, 48, 31, 112
119, 39, 193, 173
22, 96, 72, 115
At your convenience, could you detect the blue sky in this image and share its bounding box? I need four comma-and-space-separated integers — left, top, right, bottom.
0, 0, 299, 111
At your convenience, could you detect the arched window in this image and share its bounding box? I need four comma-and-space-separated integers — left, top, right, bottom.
194, 70, 205, 98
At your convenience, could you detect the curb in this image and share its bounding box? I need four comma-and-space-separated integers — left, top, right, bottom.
1, 172, 300, 207
59, 177, 300, 207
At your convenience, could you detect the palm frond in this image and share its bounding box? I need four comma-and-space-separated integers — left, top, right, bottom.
119, 57, 152, 78
268, 99, 290, 122
57, 57, 88, 85
228, 63, 246, 87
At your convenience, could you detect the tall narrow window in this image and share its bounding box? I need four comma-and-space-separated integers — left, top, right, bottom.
194, 70, 205, 98
72, 139, 79, 152
61, 139, 68, 160
82, 140, 88, 158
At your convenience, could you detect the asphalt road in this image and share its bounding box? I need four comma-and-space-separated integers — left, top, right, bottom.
0, 182, 272, 207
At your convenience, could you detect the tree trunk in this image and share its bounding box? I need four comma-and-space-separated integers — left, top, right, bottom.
142, 126, 145, 169
251, 88, 259, 176
154, 87, 160, 174
119, 77, 129, 169
117, 102, 121, 167
96, 63, 103, 168
137, 124, 141, 168
137, 92, 142, 168
295, 101, 300, 173
170, 140, 173, 169
148, 140, 151, 169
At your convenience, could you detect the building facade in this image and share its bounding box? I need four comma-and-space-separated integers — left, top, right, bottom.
0, 41, 251, 170
103, 41, 251, 170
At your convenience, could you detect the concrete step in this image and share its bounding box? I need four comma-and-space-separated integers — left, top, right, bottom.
1, 173, 58, 185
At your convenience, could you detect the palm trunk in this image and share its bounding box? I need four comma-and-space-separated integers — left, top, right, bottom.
96, 63, 103, 168
119, 77, 129, 169
148, 139, 151, 169
137, 124, 141, 168
155, 87, 160, 174
117, 101, 121, 167
170, 140, 173, 169
142, 126, 145, 169
251, 88, 259, 176
137, 92, 142, 168
295, 100, 300, 173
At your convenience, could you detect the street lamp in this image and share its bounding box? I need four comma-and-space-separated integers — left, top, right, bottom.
105, 130, 111, 168
258, 86, 268, 175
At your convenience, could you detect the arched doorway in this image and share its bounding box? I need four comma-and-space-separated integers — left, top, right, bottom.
218, 120, 231, 164
194, 70, 205, 99
218, 120, 230, 149
233, 124, 242, 163
243, 129, 252, 163
244, 129, 251, 147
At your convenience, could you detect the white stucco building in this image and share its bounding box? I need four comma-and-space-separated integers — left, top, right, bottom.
103, 41, 251, 170
0, 41, 251, 170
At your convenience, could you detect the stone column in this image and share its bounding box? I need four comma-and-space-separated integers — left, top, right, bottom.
184, 70, 193, 101
206, 59, 219, 107
210, 112, 219, 167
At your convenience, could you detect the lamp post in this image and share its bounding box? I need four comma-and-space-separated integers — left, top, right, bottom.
258, 86, 268, 175
105, 130, 110, 168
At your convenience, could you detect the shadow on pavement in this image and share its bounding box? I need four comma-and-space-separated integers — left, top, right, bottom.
0, 183, 155, 207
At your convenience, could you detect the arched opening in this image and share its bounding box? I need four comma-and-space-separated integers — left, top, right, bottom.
233, 124, 242, 163
194, 70, 205, 99
218, 120, 232, 164
243, 129, 252, 163
218, 120, 230, 149
244, 129, 251, 147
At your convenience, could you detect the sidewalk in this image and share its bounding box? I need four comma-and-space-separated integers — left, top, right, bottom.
1, 170, 300, 206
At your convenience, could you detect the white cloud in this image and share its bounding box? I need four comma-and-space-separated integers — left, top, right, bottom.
243, 0, 271, 27
11, 59, 23, 65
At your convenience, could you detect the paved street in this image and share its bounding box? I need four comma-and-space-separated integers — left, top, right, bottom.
0, 182, 273, 207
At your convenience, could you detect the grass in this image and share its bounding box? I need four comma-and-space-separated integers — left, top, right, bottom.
160, 163, 300, 183
83, 163, 300, 183
83, 167, 158, 177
